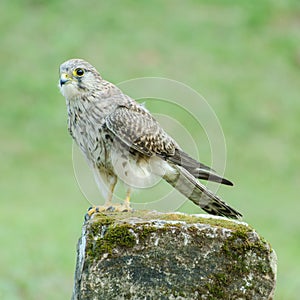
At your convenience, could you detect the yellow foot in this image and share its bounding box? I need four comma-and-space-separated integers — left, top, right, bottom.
85, 204, 134, 220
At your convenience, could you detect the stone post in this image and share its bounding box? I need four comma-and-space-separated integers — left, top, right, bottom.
72, 211, 277, 300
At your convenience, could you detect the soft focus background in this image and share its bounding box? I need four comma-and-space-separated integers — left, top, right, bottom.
1, 0, 299, 299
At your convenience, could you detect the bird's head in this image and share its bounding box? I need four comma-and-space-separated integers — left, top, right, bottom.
59, 58, 102, 100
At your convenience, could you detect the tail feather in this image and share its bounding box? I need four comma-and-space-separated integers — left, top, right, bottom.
190, 169, 233, 186
163, 149, 233, 186
165, 149, 214, 172
164, 166, 242, 219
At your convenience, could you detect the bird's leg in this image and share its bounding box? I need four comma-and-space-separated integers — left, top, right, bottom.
86, 180, 133, 220
102, 187, 133, 212
104, 187, 133, 212
103, 178, 116, 208
123, 187, 132, 210
86, 176, 117, 219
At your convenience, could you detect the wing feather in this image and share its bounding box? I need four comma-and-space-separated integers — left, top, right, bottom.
105, 104, 176, 157
105, 104, 232, 186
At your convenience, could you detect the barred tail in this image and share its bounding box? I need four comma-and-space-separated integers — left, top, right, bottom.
164, 166, 242, 219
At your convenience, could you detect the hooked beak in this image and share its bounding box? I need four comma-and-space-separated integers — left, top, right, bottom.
60, 73, 71, 86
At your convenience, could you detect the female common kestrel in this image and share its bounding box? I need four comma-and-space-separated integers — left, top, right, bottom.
58, 58, 242, 219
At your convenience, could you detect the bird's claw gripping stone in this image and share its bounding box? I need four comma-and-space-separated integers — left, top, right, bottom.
85, 205, 134, 221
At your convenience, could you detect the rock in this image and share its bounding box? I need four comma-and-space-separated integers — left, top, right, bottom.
72, 211, 277, 300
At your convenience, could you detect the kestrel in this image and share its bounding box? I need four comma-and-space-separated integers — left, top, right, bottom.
59, 58, 242, 219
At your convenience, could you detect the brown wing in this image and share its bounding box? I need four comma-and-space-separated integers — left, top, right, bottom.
105, 104, 176, 157
105, 104, 232, 185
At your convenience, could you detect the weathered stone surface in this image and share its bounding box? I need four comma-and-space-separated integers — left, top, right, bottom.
72, 211, 277, 300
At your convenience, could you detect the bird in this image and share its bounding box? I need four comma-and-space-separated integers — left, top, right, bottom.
58, 58, 242, 219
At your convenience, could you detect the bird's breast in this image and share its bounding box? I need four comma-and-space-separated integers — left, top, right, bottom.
67, 109, 110, 167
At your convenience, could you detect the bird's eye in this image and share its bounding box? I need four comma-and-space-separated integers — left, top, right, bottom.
73, 68, 85, 77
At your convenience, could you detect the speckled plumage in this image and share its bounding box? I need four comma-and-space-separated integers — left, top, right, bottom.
59, 58, 242, 219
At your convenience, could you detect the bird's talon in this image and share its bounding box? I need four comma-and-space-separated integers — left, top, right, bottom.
84, 205, 133, 220
106, 206, 115, 212
84, 212, 91, 221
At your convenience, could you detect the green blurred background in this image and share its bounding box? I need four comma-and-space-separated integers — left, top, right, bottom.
1, 0, 299, 299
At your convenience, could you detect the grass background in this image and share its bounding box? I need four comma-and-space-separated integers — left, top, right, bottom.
1, 0, 299, 299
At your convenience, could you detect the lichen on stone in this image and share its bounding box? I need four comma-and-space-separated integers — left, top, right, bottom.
72, 211, 277, 300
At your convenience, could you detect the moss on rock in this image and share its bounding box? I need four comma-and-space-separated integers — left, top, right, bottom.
73, 211, 277, 300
